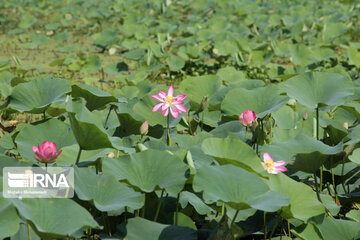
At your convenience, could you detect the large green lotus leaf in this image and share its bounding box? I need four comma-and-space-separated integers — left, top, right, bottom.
261, 133, 343, 173
71, 84, 117, 111
15, 118, 76, 162
167, 55, 185, 71
102, 150, 188, 195
66, 97, 104, 127
0, 154, 32, 176
172, 132, 211, 149
314, 216, 360, 240
201, 137, 264, 172
9, 219, 40, 240
18, 14, 37, 29
179, 75, 222, 105
124, 217, 197, 240
347, 47, 360, 68
68, 112, 113, 150
56, 144, 113, 166
92, 28, 118, 47
272, 105, 299, 129
74, 167, 144, 212
193, 164, 269, 210
0, 197, 20, 239
248, 191, 290, 212
268, 174, 325, 221
345, 125, 360, 146
210, 120, 246, 140
80, 55, 102, 74
323, 22, 348, 42
217, 66, 247, 82
282, 72, 354, 109
349, 148, 360, 165
291, 223, 322, 240
229, 79, 265, 90
9, 198, 100, 238
221, 85, 289, 118
179, 191, 214, 215
8, 75, 71, 113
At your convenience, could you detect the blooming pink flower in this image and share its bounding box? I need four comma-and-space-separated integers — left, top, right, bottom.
151, 85, 187, 119
261, 153, 287, 174
32, 141, 62, 163
239, 110, 257, 127
140, 120, 149, 135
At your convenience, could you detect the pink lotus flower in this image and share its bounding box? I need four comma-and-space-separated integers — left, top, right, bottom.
151, 85, 187, 119
261, 153, 288, 174
32, 141, 62, 163
239, 110, 257, 127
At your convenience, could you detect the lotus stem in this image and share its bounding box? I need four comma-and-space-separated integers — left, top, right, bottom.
27, 223, 31, 240
320, 166, 323, 192
175, 193, 180, 225
315, 107, 324, 194
221, 202, 225, 217
314, 173, 322, 202
75, 147, 82, 166
142, 199, 146, 218
264, 211, 267, 240
231, 210, 239, 226
43, 112, 46, 120
287, 220, 291, 237
201, 111, 204, 131
124, 207, 128, 223
104, 105, 113, 129
154, 189, 165, 222
316, 107, 319, 140
167, 114, 171, 146
269, 117, 273, 140
331, 166, 338, 202
269, 213, 281, 239
245, 127, 248, 139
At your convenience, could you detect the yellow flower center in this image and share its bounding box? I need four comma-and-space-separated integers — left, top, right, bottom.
263, 160, 274, 172
165, 96, 174, 104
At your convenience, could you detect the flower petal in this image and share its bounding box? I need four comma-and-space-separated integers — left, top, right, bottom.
174, 94, 187, 101
161, 107, 169, 117
152, 103, 164, 112
32, 146, 39, 154
263, 152, 273, 162
151, 94, 164, 102
158, 91, 167, 98
170, 107, 179, 118
174, 104, 187, 113
274, 166, 288, 173
168, 85, 174, 97
274, 161, 286, 167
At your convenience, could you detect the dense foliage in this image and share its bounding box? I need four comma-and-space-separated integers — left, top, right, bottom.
0, 0, 359, 239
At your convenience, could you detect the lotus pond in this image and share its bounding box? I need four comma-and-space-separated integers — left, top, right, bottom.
0, 0, 360, 239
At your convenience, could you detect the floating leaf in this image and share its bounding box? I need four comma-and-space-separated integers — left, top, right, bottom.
8, 76, 71, 113
10, 198, 100, 238
74, 167, 144, 212
222, 85, 288, 118
282, 72, 354, 109
102, 149, 188, 195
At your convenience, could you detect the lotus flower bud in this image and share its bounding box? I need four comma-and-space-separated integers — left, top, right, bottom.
140, 120, 149, 136
32, 141, 62, 164
343, 122, 348, 130
303, 112, 308, 120
239, 110, 257, 127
